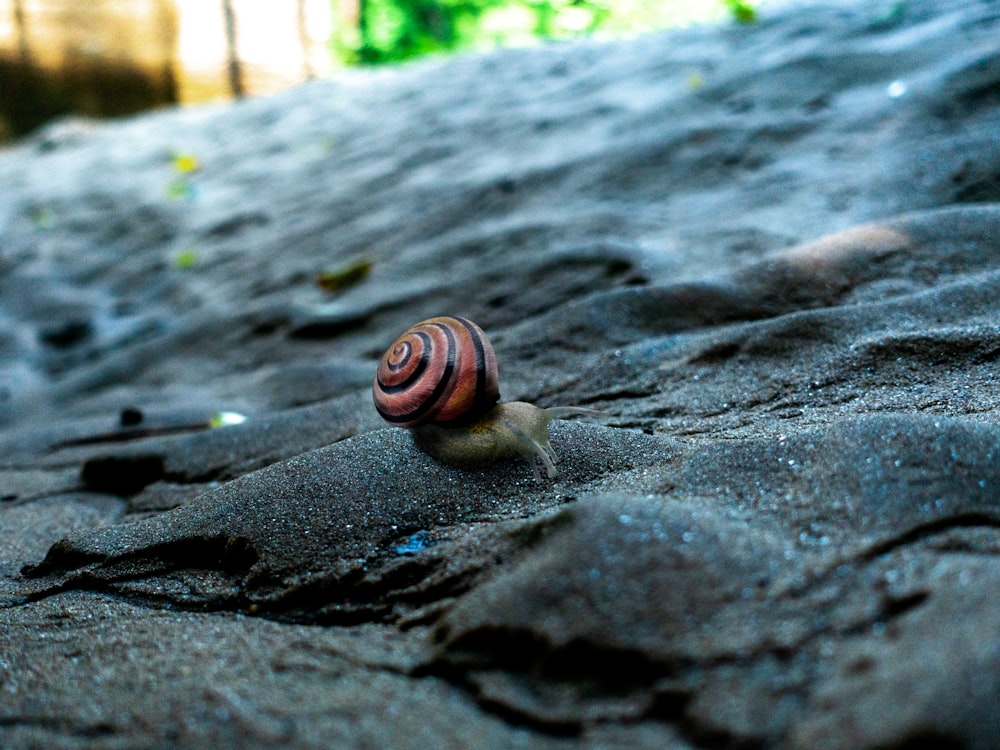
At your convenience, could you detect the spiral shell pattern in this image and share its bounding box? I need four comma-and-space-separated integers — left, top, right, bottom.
373, 316, 500, 428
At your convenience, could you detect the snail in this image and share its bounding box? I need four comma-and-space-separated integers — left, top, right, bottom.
373, 315, 600, 479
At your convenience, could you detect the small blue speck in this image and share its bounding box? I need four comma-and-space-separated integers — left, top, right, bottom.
394, 531, 434, 556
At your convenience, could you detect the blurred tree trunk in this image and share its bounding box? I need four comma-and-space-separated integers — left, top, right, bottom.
358, 0, 368, 39
156, 0, 179, 102
0, 0, 180, 138
296, 0, 312, 79
221, 0, 244, 97
13, 0, 31, 63
0, 1, 331, 141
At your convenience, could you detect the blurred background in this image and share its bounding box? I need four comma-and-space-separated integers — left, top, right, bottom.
0, 0, 758, 142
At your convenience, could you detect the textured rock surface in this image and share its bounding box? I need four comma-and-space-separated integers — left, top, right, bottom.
2, 0, 1000, 747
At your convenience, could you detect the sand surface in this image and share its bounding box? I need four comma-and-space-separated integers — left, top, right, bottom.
2, 0, 1000, 747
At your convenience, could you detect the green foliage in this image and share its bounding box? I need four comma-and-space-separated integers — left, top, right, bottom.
723, 0, 756, 23
173, 248, 198, 270
316, 257, 373, 293
335, 0, 485, 65
335, 0, 758, 66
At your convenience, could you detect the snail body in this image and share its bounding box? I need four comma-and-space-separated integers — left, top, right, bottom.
373, 316, 599, 479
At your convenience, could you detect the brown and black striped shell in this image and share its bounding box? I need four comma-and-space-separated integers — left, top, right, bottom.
373, 316, 500, 428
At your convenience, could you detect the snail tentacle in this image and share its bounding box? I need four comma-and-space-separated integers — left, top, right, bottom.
505, 405, 605, 479
499, 412, 557, 481
410, 402, 603, 480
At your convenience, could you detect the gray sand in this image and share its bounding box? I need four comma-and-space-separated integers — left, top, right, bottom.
2, 0, 1000, 747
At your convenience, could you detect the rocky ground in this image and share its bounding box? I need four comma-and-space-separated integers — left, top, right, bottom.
1, 0, 999, 747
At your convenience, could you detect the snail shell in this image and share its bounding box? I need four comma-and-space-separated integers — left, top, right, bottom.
373, 316, 601, 479
373, 316, 499, 428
